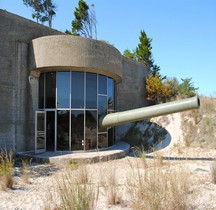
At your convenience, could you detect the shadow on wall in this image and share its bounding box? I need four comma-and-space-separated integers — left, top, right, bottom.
121, 120, 171, 153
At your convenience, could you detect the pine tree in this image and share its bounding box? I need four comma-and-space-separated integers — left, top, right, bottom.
23, 0, 56, 27
71, 0, 97, 39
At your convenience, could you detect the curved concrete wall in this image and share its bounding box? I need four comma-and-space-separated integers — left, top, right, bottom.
31, 35, 123, 83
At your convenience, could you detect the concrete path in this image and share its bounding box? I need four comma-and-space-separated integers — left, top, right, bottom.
16, 141, 130, 164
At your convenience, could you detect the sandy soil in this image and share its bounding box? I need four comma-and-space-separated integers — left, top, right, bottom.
0, 157, 216, 210
1, 113, 216, 210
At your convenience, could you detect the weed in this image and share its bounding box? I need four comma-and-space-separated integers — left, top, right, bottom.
0, 151, 14, 189
68, 160, 79, 170
21, 159, 31, 184
47, 163, 99, 210
211, 161, 216, 184
130, 155, 189, 210
105, 164, 122, 205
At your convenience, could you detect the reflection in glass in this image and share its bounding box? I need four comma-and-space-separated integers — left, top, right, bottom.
98, 133, 108, 148
38, 73, 44, 109
57, 110, 69, 151
85, 110, 97, 150
71, 110, 84, 150
38, 71, 116, 151
98, 95, 107, 132
71, 72, 84, 108
86, 73, 97, 109
46, 111, 55, 151
37, 113, 45, 150
57, 72, 70, 108
108, 128, 115, 147
108, 78, 114, 113
45, 72, 56, 108
99, 75, 107, 95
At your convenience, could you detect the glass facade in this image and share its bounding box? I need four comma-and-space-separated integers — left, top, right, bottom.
38, 71, 115, 151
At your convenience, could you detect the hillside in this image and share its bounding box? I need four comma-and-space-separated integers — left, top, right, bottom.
123, 96, 216, 158
151, 96, 216, 158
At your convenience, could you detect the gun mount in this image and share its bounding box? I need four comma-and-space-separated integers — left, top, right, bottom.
101, 96, 200, 128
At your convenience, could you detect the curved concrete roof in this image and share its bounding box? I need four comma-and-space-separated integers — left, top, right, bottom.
30, 35, 123, 83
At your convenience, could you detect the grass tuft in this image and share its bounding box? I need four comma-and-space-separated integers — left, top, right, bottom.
21, 159, 31, 184
46, 163, 99, 210
0, 151, 14, 189
130, 154, 189, 210
105, 164, 122, 205
211, 161, 216, 184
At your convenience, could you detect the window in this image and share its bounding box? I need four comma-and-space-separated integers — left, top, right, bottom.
71, 72, 84, 108
86, 73, 97, 109
38, 73, 44, 109
57, 110, 69, 151
85, 110, 97, 149
98, 95, 107, 133
57, 72, 70, 108
45, 72, 56, 108
71, 110, 84, 150
108, 78, 114, 113
38, 71, 115, 151
99, 75, 107, 95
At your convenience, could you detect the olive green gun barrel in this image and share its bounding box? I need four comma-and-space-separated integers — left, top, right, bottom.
102, 96, 200, 128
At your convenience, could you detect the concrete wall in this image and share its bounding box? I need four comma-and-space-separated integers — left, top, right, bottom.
0, 9, 62, 151
115, 57, 148, 141
117, 57, 148, 111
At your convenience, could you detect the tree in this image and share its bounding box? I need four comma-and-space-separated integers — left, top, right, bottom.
123, 30, 162, 76
40, 0, 56, 28
135, 30, 154, 72
71, 0, 97, 39
23, 0, 56, 27
178, 78, 198, 98
146, 73, 175, 104
123, 49, 136, 60
23, 0, 43, 23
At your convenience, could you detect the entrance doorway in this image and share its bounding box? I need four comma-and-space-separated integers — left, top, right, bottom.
35, 111, 46, 153
35, 111, 56, 153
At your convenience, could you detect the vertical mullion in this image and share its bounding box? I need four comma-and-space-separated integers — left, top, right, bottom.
55, 110, 57, 152
44, 73, 46, 109
44, 111, 46, 151
56, 72, 57, 109
69, 71, 71, 151
84, 72, 86, 151
96, 74, 98, 149
55, 73, 58, 152
35, 112, 37, 152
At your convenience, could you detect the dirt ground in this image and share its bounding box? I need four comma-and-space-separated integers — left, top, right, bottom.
0, 152, 216, 210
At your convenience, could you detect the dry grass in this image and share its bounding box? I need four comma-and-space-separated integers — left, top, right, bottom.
211, 161, 216, 184
0, 151, 14, 189
103, 163, 122, 205
181, 96, 216, 148
21, 159, 31, 184
46, 163, 99, 210
128, 154, 190, 210
1, 155, 216, 209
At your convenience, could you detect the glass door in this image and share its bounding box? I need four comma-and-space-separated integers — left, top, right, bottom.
35, 111, 46, 153
46, 111, 56, 151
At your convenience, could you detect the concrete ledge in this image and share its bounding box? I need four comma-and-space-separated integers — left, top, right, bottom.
30, 35, 123, 83
16, 141, 130, 165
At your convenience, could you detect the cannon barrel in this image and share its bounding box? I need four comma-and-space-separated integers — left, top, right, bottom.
101, 96, 200, 128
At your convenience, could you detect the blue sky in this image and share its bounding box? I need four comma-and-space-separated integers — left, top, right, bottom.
1, 0, 216, 96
